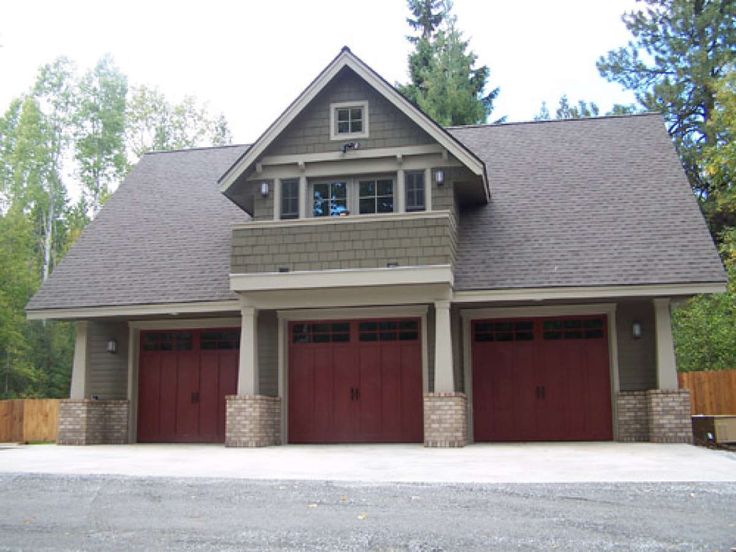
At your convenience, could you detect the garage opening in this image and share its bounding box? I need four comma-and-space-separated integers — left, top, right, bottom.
288, 318, 423, 443
472, 315, 613, 442
138, 329, 239, 443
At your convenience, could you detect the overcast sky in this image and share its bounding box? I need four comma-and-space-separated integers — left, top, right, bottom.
1, 0, 639, 143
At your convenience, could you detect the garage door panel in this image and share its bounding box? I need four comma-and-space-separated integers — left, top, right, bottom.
158, 354, 179, 441
400, 344, 423, 441
288, 318, 422, 444
331, 345, 357, 442
288, 346, 316, 443
473, 316, 612, 442
138, 328, 239, 443
358, 345, 383, 441
138, 353, 161, 442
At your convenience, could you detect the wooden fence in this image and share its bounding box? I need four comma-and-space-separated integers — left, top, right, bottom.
0, 399, 59, 443
679, 370, 736, 415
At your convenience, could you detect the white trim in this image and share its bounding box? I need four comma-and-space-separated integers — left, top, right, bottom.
424, 167, 433, 211
238, 283, 452, 310
397, 168, 406, 213
277, 305, 430, 444
453, 282, 726, 303
128, 317, 242, 330
277, 305, 428, 321
27, 300, 241, 321
246, 155, 461, 181
329, 100, 369, 141
460, 303, 620, 443
69, 321, 89, 400
232, 209, 450, 230
219, 50, 486, 193
231, 265, 453, 292
260, 144, 444, 166
126, 325, 140, 443
653, 298, 678, 391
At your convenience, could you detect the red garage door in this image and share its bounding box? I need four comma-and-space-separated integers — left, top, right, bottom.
472, 315, 612, 441
288, 319, 423, 443
138, 329, 239, 443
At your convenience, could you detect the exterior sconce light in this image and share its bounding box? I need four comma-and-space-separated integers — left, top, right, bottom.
435, 169, 445, 186
260, 181, 270, 198
106, 338, 118, 354
632, 321, 642, 339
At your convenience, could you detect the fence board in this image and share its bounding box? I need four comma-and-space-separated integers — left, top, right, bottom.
0, 399, 59, 442
679, 369, 736, 415
22, 400, 59, 442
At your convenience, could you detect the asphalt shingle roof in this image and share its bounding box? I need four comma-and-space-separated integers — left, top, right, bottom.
26, 145, 250, 311
448, 114, 726, 290
27, 114, 726, 313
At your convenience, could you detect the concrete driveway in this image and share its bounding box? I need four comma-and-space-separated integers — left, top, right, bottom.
1, 442, 734, 483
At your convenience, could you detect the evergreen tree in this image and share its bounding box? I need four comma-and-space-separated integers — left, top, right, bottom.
398, 0, 501, 125
597, 0, 736, 201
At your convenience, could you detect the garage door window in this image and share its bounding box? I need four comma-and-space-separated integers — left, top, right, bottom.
292, 322, 350, 343
142, 332, 193, 351
474, 321, 534, 342
200, 330, 240, 350
359, 320, 418, 341
543, 318, 604, 340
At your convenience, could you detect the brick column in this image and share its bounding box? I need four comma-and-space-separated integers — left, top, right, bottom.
57, 400, 129, 445
423, 392, 467, 447
225, 395, 281, 447
647, 389, 692, 443
615, 391, 649, 442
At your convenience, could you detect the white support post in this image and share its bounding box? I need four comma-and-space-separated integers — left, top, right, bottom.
273, 178, 282, 220
238, 306, 259, 395
397, 168, 406, 213
434, 300, 454, 392
653, 298, 678, 391
424, 167, 433, 211
69, 321, 89, 400
298, 174, 307, 219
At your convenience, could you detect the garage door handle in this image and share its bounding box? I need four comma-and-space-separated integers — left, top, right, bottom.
350, 388, 355, 400
191, 391, 200, 404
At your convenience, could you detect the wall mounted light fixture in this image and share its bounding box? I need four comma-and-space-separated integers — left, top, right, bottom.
632, 321, 642, 339
260, 181, 270, 198
435, 169, 445, 186
106, 338, 118, 354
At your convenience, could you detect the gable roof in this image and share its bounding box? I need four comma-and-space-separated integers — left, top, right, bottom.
219, 47, 488, 200
26, 145, 249, 313
26, 114, 726, 316
449, 113, 726, 290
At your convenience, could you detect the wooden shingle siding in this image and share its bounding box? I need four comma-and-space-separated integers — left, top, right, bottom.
231, 215, 456, 274
87, 321, 129, 400
266, 68, 434, 158
616, 300, 657, 391
258, 310, 278, 397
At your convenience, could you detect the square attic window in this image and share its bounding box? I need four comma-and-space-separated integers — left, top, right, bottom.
330, 101, 369, 140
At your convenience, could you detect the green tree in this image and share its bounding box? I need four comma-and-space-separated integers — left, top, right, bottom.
74, 54, 128, 216
673, 228, 736, 371
597, 0, 736, 202
398, 0, 501, 125
125, 85, 232, 161
535, 96, 601, 120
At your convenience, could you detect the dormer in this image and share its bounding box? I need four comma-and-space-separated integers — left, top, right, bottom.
218, 47, 489, 222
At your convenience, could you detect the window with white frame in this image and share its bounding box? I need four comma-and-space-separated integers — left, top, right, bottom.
330, 101, 369, 140
280, 178, 300, 219
310, 176, 394, 217
405, 171, 426, 212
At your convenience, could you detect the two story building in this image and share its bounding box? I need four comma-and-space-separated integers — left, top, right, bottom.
27, 48, 727, 447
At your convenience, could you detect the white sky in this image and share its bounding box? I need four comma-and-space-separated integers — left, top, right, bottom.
0, 0, 639, 144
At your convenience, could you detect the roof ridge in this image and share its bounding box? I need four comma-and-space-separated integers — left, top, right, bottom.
144, 143, 250, 156
446, 112, 661, 130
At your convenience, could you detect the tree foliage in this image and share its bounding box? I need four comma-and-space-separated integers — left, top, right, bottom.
597, 0, 736, 201
673, 228, 736, 371
398, 0, 501, 125
0, 55, 233, 398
